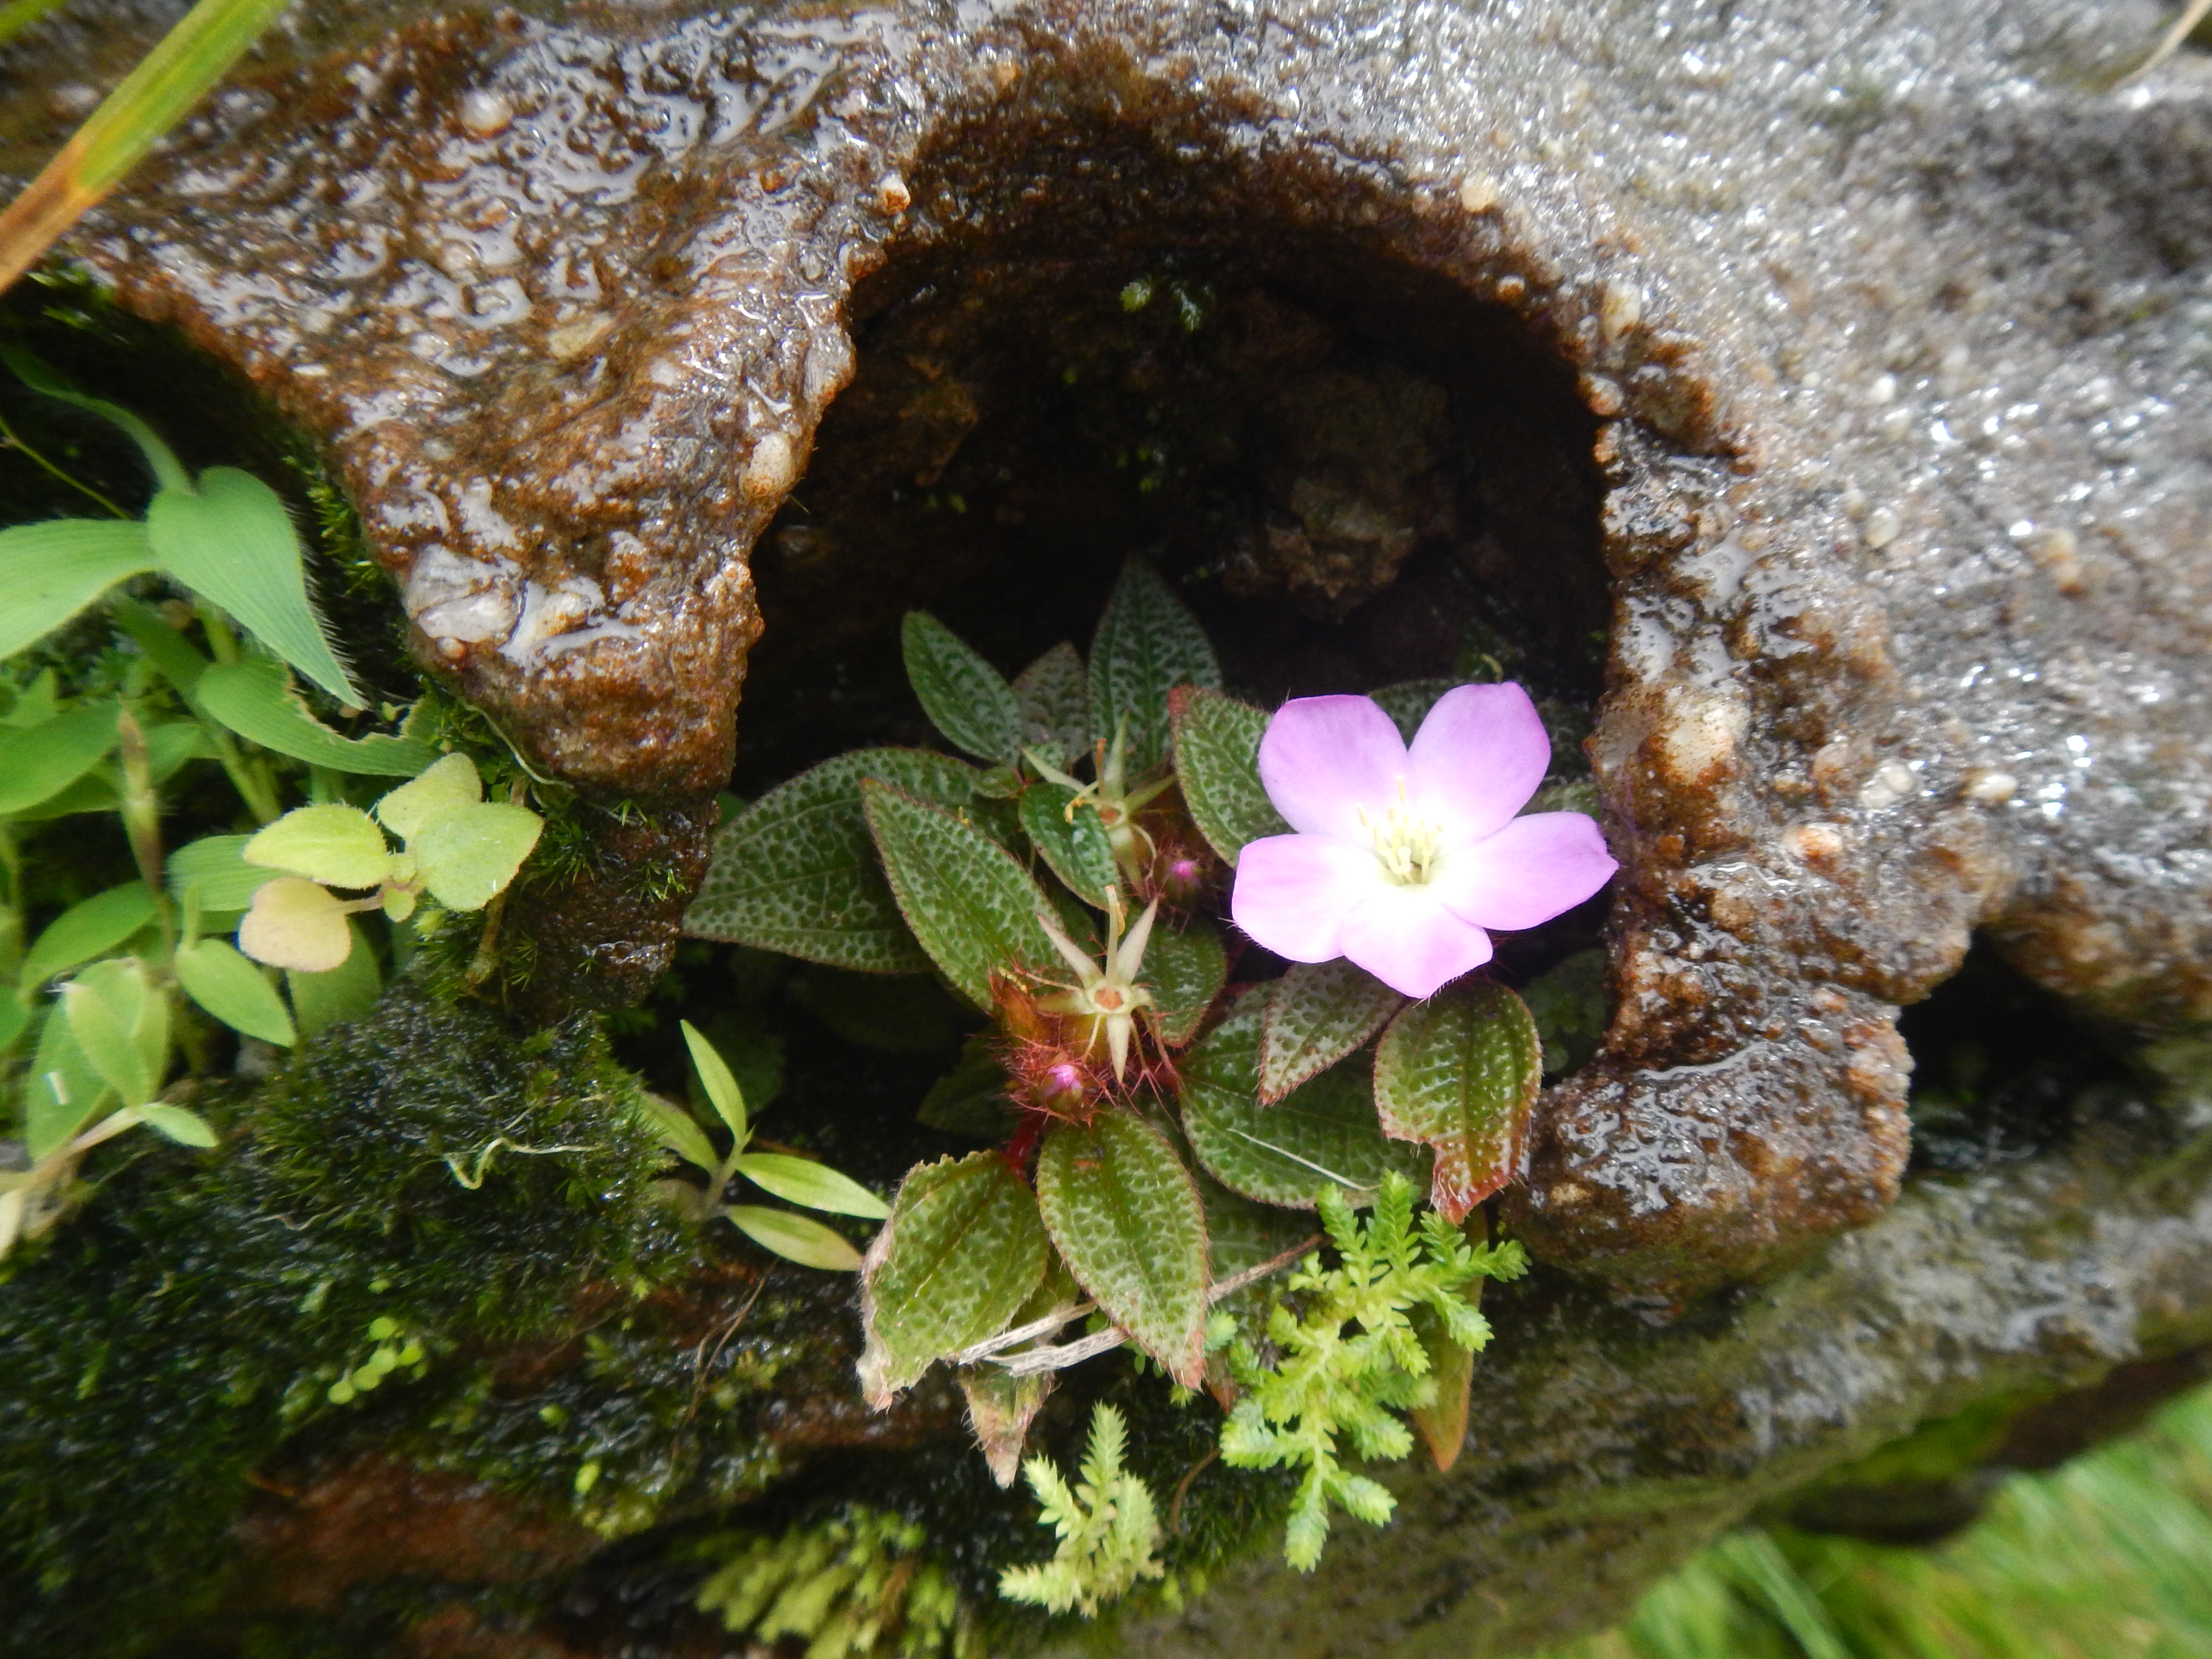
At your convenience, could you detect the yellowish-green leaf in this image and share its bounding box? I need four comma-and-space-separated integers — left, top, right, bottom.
148, 468, 361, 706
636, 1092, 718, 1175
62, 956, 166, 1107
24, 999, 109, 1157
860, 1152, 1049, 1407
681, 1019, 748, 1145
724, 1205, 865, 1272
17, 880, 152, 993
136, 1103, 218, 1149
1372, 979, 1542, 1224
1035, 1109, 1209, 1386
411, 802, 541, 911
245, 805, 390, 889
0, 522, 155, 664
374, 751, 481, 841
0, 700, 120, 815
196, 658, 433, 776
238, 877, 354, 973
733, 1151, 890, 1219
174, 936, 295, 1046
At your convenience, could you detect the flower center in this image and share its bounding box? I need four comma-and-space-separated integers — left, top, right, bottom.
1360, 778, 1443, 886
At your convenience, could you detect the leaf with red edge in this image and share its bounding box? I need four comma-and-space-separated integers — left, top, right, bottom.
1371, 979, 1540, 1222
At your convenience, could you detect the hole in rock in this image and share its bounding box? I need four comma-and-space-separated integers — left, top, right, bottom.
736, 218, 1611, 795
1899, 938, 2135, 1173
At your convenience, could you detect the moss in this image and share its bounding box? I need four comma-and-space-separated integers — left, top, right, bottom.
0, 980, 687, 1656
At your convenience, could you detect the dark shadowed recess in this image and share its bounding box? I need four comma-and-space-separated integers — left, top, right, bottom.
733, 207, 1609, 795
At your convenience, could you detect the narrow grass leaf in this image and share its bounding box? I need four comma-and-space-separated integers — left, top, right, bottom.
16, 880, 152, 992
0, 520, 156, 661
0, 0, 296, 296
635, 1092, 718, 1176
1089, 558, 1221, 772
860, 1152, 1050, 1405
135, 1103, 218, 1149
861, 781, 1058, 1009
1168, 686, 1289, 863
733, 1151, 891, 1219
1260, 960, 1405, 1103
148, 469, 360, 706
724, 1205, 866, 1272
902, 612, 1025, 765
1035, 1108, 1209, 1385
1373, 979, 1541, 1222
196, 659, 433, 776
685, 747, 980, 972
173, 936, 294, 1046
681, 1020, 749, 1144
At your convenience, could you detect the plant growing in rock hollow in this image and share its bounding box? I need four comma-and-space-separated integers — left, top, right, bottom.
0, 362, 542, 1255
998, 1402, 1166, 1614
685, 556, 1618, 1598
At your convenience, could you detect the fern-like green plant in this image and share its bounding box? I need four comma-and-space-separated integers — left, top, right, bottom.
1219, 1171, 1527, 1570
999, 1402, 1167, 1615
694, 1505, 974, 1659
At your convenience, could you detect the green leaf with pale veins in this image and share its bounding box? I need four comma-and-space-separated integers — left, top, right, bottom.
147, 468, 361, 706
902, 611, 1025, 765
860, 1152, 1050, 1406
1089, 558, 1220, 773
196, 659, 434, 777
16, 880, 152, 992
0, 700, 120, 816
723, 1206, 865, 1272
1168, 686, 1289, 864
0, 520, 155, 663
1013, 640, 1089, 768
1139, 915, 1226, 1046
1372, 978, 1542, 1223
1260, 960, 1405, 1103
1181, 989, 1428, 1209
1035, 1108, 1209, 1386
1019, 781, 1117, 908
861, 781, 1058, 1010
174, 937, 295, 1047
684, 748, 981, 972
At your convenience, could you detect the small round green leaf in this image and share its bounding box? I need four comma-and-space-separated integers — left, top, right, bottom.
244, 805, 391, 889
238, 877, 355, 974
411, 801, 542, 911
375, 751, 481, 842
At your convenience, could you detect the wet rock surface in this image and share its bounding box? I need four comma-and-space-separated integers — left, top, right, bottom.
3, 0, 2212, 1649
6, 0, 2205, 1296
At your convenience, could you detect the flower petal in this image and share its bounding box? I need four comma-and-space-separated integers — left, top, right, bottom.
1257, 695, 1407, 841
1230, 834, 1383, 961
1337, 885, 1493, 999
1431, 812, 1618, 931
1406, 683, 1552, 849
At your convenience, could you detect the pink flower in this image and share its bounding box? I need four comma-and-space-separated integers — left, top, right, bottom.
1229, 685, 1617, 998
